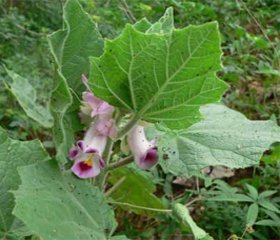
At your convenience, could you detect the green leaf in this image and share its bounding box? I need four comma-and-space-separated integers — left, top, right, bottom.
258, 199, 280, 213
207, 193, 254, 203
255, 219, 280, 227
246, 184, 258, 201
13, 161, 117, 240
172, 203, 214, 240
158, 104, 280, 176
246, 203, 259, 226
205, 181, 253, 202
89, 21, 228, 129
108, 167, 166, 215
53, 0, 104, 94
47, 0, 104, 164
48, 69, 74, 164
0, 127, 49, 237
4, 69, 53, 128
259, 190, 277, 199
146, 7, 174, 34
133, 18, 152, 32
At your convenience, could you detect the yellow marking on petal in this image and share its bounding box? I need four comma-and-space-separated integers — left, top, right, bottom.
83, 159, 93, 166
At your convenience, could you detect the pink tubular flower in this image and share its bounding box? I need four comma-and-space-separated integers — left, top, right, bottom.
79, 75, 117, 137
82, 91, 114, 118
128, 125, 158, 170
69, 125, 106, 179
80, 75, 114, 118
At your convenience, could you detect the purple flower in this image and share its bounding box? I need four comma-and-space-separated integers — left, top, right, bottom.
79, 75, 117, 137
128, 125, 158, 170
95, 114, 117, 138
80, 75, 114, 118
69, 125, 106, 179
82, 91, 114, 118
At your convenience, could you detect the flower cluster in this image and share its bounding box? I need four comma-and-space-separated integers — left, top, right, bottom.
69, 76, 158, 179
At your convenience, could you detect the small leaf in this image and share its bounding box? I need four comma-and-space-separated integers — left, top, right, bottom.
259, 190, 277, 199
258, 199, 280, 213
246, 203, 259, 226
255, 219, 280, 227
158, 104, 280, 176
172, 203, 214, 240
0, 127, 49, 236
5, 69, 53, 128
13, 161, 117, 240
208, 193, 254, 203
246, 184, 259, 201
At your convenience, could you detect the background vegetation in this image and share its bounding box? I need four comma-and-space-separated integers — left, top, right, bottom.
0, 0, 279, 239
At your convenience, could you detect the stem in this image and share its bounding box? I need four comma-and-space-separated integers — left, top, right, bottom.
105, 176, 126, 197
107, 155, 134, 171
96, 138, 113, 189
96, 110, 122, 189
185, 196, 201, 207
116, 113, 140, 139
108, 200, 172, 213
103, 138, 114, 164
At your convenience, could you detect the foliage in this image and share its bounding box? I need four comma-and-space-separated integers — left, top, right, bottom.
0, 0, 279, 239
0, 127, 49, 239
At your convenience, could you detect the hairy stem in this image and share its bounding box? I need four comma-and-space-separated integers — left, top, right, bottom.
105, 176, 126, 197
107, 155, 134, 171
108, 200, 172, 213
116, 113, 140, 139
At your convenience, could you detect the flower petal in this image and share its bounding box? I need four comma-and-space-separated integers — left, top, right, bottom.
95, 116, 117, 138
68, 146, 79, 160
77, 140, 85, 151
71, 159, 101, 179
128, 125, 159, 170
139, 147, 158, 169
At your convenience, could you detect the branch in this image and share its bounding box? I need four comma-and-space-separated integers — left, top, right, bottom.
108, 200, 172, 213
107, 155, 134, 171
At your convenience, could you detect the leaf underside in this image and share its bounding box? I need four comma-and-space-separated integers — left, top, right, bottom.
158, 104, 280, 176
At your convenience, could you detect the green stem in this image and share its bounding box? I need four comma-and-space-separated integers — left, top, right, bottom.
107, 155, 134, 171
96, 110, 122, 189
96, 138, 113, 189
116, 113, 140, 139
105, 176, 126, 197
108, 200, 172, 213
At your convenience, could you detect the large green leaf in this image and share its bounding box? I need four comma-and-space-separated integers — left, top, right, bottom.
108, 167, 166, 216
158, 104, 280, 176
49, 68, 74, 164
0, 127, 49, 238
53, 0, 104, 94
89, 21, 227, 129
13, 161, 117, 240
48, 0, 104, 163
4, 69, 53, 128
